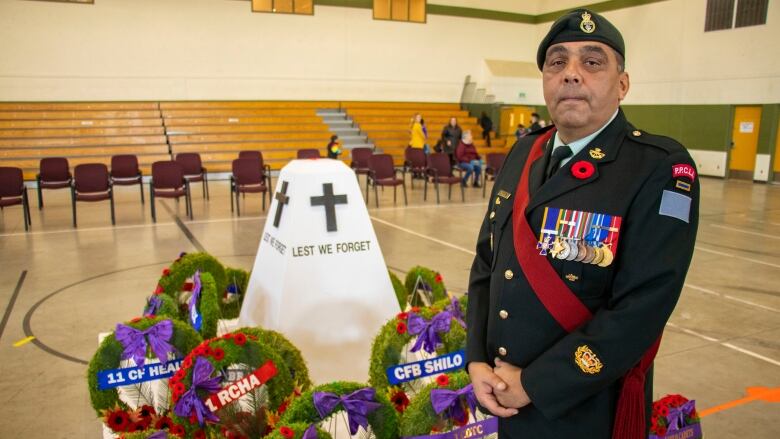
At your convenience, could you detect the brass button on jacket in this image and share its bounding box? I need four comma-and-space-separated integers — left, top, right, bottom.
504, 269, 514, 280
499, 310, 509, 319
498, 347, 507, 356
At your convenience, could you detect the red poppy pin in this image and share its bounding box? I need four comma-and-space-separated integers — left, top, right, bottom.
571, 161, 595, 179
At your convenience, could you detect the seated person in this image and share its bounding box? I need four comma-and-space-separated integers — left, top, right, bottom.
455, 130, 481, 188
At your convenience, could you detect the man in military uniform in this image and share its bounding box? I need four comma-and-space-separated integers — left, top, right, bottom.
466, 9, 699, 439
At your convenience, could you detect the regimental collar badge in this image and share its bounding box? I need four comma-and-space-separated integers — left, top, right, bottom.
580, 12, 596, 34
589, 147, 606, 159
575, 345, 603, 374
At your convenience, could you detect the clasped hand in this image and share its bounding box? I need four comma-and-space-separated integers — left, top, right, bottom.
467, 358, 531, 418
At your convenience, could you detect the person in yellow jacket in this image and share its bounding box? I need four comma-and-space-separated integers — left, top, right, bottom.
409, 113, 427, 149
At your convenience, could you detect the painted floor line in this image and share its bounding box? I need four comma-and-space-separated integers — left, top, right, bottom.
738, 215, 780, 227
370, 216, 477, 256
12, 335, 35, 347
684, 283, 780, 313
666, 322, 780, 368
721, 343, 780, 368
695, 245, 780, 270
711, 224, 780, 240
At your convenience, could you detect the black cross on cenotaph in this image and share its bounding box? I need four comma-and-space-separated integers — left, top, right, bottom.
272, 181, 290, 228
310, 183, 348, 232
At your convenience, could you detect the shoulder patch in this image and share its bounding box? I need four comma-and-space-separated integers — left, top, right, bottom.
659, 190, 691, 223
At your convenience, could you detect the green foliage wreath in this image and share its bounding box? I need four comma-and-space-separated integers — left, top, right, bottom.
87, 316, 203, 417
368, 303, 467, 395
156, 252, 227, 301
279, 382, 399, 439
168, 331, 295, 438
400, 371, 478, 436
235, 327, 312, 392
404, 266, 448, 307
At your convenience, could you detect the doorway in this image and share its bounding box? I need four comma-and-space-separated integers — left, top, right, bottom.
729, 106, 762, 180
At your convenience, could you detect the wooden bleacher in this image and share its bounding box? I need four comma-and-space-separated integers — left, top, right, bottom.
0, 100, 510, 182
0, 102, 167, 180
162, 101, 337, 171
343, 102, 508, 165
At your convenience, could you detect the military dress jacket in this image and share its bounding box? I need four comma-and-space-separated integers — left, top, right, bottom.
466, 109, 699, 438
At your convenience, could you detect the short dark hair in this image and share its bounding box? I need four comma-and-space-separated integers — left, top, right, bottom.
531, 113, 540, 119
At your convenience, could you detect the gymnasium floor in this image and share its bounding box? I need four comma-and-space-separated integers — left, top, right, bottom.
0, 174, 778, 438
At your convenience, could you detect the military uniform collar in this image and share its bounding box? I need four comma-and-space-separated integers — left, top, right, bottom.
552, 109, 619, 168
525, 108, 628, 213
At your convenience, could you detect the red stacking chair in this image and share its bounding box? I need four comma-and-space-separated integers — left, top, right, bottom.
297, 149, 321, 159
483, 152, 507, 197
230, 158, 269, 216
367, 154, 407, 208
403, 147, 426, 189
149, 161, 192, 222
175, 153, 209, 200
110, 154, 144, 203
424, 152, 464, 204
350, 147, 373, 179
36, 157, 72, 209
0, 167, 31, 231
238, 150, 272, 191
71, 163, 115, 227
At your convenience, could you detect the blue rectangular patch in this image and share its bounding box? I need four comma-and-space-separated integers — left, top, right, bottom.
386, 350, 465, 385
659, 190, 691, 223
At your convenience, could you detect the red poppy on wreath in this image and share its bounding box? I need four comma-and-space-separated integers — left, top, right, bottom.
570, 161, 595, 179
130, 422, 147, 433
222, 333, 234, 339
170, 424, 185, 436
390, 389, 410, 413
279, 426, 295, 439
182, 282, 194, 292
436, 374, 450, 387
130, 317, 143, 323
154, 416, 174, 430
173, 368, 186, 381
411, 306, 421, 313
193, 429, 206, 439
396, 312, 409, 321
106, 409, 131, 432
435, 273, 443, 283
212, 347, 226, 361
396, 321, 408, 334
162, 268, 171, 277
172, 381, 186, 396
154, 284, 164, 295
233, 333, 247, 346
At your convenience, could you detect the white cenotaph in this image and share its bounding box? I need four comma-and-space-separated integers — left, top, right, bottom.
239, 159, 400, 383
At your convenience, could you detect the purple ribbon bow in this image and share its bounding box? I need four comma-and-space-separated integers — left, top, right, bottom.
144, 295, 162, 317
408, 312, 453, 354
115, 319, 175, 367
147, 432, 167, 439
445, 297, 466, 329
173, 356, 222, 426
312, 388, 381, 435
431, 384, 478, 422
666, 400, 696, 432
189, 271, 202, 331
302, 425, 318, 439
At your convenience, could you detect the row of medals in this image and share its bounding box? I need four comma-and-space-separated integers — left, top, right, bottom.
548, 237, 614, 267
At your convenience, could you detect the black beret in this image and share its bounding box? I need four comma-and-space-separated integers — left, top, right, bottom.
537, 9, 625, 70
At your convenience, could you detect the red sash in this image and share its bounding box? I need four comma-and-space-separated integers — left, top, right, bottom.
511, 131, 661, 439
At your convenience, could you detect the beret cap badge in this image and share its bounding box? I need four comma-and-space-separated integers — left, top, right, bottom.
580, 12, 596, 33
